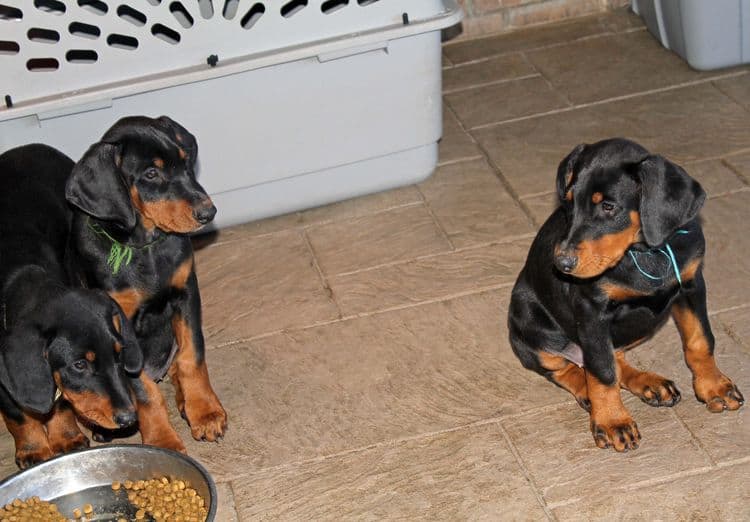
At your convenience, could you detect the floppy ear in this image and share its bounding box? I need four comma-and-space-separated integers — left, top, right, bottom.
158, 115, 198, 168
110, 305, 143, 374
65, 142, 136, 231
556, 143, 586, 203
0, 327, 56, 415
636, 155, 706, 246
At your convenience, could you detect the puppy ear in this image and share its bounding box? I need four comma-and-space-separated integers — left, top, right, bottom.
66, 142, 136, 231
556, 144, 587, 203
157, 115, 198, 168
0, 327, 56, 415
636, 155, 706, 246
109, 305, 143, 374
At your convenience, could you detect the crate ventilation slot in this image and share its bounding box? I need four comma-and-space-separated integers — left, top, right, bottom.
1, 0, 402, 109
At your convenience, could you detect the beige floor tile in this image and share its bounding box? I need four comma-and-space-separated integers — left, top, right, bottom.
215, 482, 239, 522
520, 192, 558, 229
446, 76, 569, 129
330, 239, 531, 316
178, 291, 570, 479
702, 192, 750, 311
684, 158, 748, 198
503, 397, 712, 505
552, 461, 750, 521
598, 7, 647, 33
306, 204, 452, 276
714, 72, 750, 111
232, 423, 548, 521
474, 83, 750, 197
196, 229, 340, 344
200, 212, 303, 246
630, 310, 749, 466
724, 151, 750, 182
419, 158, 534, 247
719, 305, 750, 353
439, 106, 483, 165
526, 30, 710, 105
443, 52, 536, 93
443, 14, 614, 64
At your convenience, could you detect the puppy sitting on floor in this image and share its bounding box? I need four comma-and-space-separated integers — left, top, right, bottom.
508, 138, 744, 452
65, 115, 226, 452
0, 144, 142, 468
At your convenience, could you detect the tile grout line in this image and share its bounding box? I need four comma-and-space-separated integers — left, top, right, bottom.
224, 480, 242, 521
300, 228, 345, 320
443, 73, 541, 95
437, 153, 485, 167
444, 100, 543, 229
415, 185, 457, 251
497, 422, 558, 521
442, 25, 638, 65
522, 49, 575, 109
329, 231, 535, 277
467, 69, 749, 132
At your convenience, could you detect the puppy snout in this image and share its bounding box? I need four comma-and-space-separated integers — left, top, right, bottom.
554, 251, 578, 273
114, 409, 137, 428
193, 201, 217, 224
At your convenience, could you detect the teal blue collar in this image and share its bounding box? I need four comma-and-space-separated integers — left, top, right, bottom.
628, 230, 688, 286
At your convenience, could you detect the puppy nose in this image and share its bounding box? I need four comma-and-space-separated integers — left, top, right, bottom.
555, 253, 578, 273
114, 409, 137, 428
194, 203, 217, 224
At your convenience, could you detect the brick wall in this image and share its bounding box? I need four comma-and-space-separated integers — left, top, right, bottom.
454, 0, 630, 39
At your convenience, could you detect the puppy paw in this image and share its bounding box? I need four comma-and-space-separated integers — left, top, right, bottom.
185, 402, 228, 442
696, 375, 744, 412
15, 445, 54, 469
590, 416, 641, 452
143, 433, 187, 454
627, 375, 681, 407
49, 431, 90, 455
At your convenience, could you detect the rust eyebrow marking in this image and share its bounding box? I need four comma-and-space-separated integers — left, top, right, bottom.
592, 192, 603, 204
153, 157, 164, 168
85, 352, 96, 362
566, 190, 573, 201
178, 147, 187, 160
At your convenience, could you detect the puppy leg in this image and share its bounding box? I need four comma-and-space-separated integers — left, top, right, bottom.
537, 352, 590, 411
46, 400, 89, 455
2, 412, 54, 468
586, 366, 641, 452
170, 266, 227, 442
133, 374, 186, 453
672, 273, 744, 412
616, 351, 681, 407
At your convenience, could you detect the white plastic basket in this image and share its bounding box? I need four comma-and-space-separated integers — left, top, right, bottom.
0, 0, 462, 228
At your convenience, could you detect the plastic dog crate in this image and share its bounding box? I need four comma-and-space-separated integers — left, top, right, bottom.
632, 0, 750, 70
0, 0, 462, 228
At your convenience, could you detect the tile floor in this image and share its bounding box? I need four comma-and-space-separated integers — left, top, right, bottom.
3, 7, 750, 521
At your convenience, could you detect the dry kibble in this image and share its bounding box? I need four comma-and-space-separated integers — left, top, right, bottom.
0, 497, 68, 522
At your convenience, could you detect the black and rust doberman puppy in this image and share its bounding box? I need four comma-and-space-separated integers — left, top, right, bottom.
65, 116, 226, 453
0, 144, 142, 468
508, 138, 744, 452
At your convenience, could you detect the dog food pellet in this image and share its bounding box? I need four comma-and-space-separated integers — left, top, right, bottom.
0, 496, 67, 522
120, 476, 208, 522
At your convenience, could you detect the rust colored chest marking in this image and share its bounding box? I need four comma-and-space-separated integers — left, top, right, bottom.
170, 257, 193, 290
109, 288, 146, 320
680, 257, 702, 282
599, 282, 648, 301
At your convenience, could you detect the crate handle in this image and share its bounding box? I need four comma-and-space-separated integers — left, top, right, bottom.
317, 41, 388, 63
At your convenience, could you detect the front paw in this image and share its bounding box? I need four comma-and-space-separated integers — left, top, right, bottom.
184, 401, 228, 442
142, 432, 187, 454
15, 445, 54, 469
590, 415, 641, 452
695, 375, 744, 412
49, 431, 90, 455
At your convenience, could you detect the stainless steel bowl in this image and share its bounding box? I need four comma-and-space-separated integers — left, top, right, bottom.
0, 445, 216, 521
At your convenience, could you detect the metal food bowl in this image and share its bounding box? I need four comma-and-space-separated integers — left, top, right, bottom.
0, 445, 216, 521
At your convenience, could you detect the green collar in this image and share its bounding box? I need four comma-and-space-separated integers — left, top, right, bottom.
86, 218, 163, 274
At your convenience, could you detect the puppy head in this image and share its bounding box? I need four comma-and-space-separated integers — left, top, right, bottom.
66, 115, 216, 234
553, 138, 705, 278
0, 290, 142, 430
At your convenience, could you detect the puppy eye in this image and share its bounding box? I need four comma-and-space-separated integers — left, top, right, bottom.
144, 168, 159, 180
72, 360, 88, 372
601, 201, 616, 213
